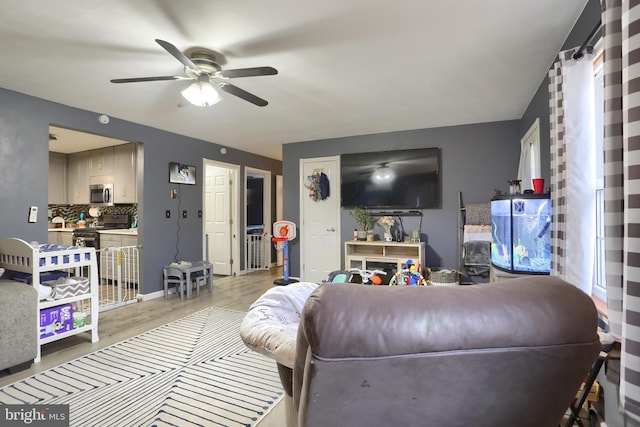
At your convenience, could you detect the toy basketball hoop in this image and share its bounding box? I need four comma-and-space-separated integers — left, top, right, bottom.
273, 237, 288, 252
273, 220, 298, 286
273, 220, 296, 240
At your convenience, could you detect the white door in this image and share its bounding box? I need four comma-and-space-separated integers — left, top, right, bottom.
204, 162, 237, 276
300, 156, 341, 282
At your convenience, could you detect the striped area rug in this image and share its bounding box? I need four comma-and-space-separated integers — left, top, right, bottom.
0, 307, 284, 426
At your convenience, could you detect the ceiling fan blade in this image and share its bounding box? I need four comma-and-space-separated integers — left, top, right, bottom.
219, 83, 268, 107
110, 76, 184, 83
218, 66, 278, 79
155, 39, 201, 73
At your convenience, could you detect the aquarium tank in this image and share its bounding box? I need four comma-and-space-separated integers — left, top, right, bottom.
491, 194, 551, 274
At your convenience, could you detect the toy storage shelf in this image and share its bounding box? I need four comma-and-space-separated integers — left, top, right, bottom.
344, 241, 425, 272
0, 238, 99, 363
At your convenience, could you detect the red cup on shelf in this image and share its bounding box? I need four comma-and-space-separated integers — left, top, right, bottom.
532, 178, 545, 194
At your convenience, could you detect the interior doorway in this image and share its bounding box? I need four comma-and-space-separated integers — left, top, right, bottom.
203, 159, 240, 276
245, 167, 272, 272
47, 125, 143, 307
300, 156, 341, 282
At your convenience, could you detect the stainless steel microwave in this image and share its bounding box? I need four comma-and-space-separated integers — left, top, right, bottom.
90, 183, 114, 206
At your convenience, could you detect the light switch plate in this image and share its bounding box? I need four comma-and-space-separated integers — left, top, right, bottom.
28, 206, 38, 223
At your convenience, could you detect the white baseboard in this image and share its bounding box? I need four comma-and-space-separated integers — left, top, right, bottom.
140, 290, 164, 301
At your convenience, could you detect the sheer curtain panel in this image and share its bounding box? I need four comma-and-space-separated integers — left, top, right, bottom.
548, 48, 597, 295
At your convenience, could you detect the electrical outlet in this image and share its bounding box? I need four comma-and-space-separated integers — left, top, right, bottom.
182, 210, 187, 219
165, 210, 171, 219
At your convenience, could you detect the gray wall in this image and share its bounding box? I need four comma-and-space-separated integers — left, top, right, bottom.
0, 87, 282, 294
282, 121, 521, 275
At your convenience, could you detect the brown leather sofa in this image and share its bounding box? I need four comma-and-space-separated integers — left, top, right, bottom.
291, 276, 600, 427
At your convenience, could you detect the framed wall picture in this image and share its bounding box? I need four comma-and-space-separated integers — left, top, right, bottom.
169, 162, 196, 185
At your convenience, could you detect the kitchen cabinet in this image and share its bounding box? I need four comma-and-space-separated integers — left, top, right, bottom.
90, 147, 114, 177
60, 231, 73, 246
48, 152, 68, 204
100, 232, 138, 248
100, 233, 123, 249
47, 230, 74, 246
113, 144, 137, 203
67, 151, 90, 204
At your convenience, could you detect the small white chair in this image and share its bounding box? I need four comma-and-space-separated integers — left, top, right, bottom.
163, 267, 186, 299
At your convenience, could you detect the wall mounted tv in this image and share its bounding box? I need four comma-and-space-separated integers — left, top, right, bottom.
341, 147, 441, 210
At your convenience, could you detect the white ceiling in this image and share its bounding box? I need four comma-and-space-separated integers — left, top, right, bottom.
1, 0, 588, 160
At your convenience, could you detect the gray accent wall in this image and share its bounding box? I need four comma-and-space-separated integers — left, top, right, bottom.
282, 121, 521, 276
0, 87, 281, 294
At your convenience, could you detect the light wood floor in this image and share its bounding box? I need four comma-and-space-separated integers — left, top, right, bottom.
0, 267, 286, 425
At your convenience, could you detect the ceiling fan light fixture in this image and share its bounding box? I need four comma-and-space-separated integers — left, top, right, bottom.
181, 81, 222, 107
371, 165, 396, 184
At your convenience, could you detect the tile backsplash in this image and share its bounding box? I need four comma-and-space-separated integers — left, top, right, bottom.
49, 204, 138, 224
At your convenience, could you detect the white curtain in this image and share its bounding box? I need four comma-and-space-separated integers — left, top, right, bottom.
548, 48, 597, 295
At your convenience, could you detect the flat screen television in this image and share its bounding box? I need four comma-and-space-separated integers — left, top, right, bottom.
341, 147, 441, 209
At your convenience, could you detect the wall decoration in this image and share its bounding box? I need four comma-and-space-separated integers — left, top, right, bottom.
169, 162, 196, 185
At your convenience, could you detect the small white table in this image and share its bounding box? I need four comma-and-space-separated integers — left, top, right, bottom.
163, 261, 214, 299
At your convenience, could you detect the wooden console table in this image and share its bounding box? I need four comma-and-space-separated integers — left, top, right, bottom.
344, 241, 425, 272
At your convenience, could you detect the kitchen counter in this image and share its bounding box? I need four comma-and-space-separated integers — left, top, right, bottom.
47, 227, 138, 236
98, 229, 138, 236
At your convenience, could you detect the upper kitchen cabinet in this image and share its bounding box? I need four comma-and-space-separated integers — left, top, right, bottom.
113, 144, 137, 203
68, 151, 91, 204
48, 152, 68, 204
90, 147, 114, 177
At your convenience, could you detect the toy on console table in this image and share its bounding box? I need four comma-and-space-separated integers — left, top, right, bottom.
389, 259, 426, 286
349, 267, 387, 285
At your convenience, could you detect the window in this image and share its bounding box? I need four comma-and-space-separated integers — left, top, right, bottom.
592, 45, 606, 301
518, 119, 541, 188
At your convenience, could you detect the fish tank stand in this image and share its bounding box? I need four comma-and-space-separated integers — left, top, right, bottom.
490, 193, 551, 276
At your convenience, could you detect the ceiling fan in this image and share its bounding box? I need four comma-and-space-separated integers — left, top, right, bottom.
110, 39, 277, 107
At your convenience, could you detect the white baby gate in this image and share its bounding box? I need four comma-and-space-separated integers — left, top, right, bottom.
99, 245, 139, 310
246, 233, 269, 273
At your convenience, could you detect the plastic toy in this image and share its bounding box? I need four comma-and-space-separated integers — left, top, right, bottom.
349, 267, 386, 285
389, 259, 426, 286
273, 220, 298, 286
